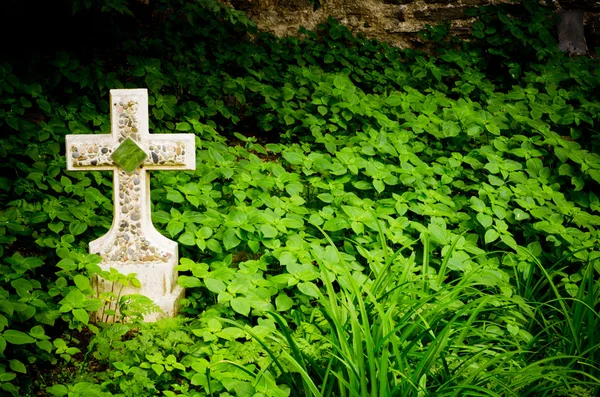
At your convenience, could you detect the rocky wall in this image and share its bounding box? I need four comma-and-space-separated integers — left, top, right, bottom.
223, 0, 600, 51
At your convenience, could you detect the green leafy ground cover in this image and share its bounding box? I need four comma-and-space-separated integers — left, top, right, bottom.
1, 0, 599, 395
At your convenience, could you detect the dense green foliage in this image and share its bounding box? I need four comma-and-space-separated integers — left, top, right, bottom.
1, 0, 599, 395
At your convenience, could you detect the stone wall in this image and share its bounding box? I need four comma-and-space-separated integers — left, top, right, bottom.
223, 0, 600, 51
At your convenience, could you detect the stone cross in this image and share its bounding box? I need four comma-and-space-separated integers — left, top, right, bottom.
65, 88, 196, 321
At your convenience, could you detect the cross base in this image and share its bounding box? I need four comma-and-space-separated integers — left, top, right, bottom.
93, 258, 184, 323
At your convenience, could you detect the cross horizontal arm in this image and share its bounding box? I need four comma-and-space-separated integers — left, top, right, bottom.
142, 134, 195, 170
66, 135, 117, 170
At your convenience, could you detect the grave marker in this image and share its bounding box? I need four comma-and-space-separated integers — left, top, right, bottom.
66, 88, 196, 321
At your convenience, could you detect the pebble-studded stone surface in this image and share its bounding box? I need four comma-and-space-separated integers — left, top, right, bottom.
96, 168, 173, 264
147, 139, 187, 166
101, 98, 172, 264
70, 98, 188, 169
70, 142, 114, 167
69, 96, 188, 264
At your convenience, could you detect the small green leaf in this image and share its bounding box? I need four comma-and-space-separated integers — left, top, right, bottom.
428, 221, 448, 245
223, 228, 241, 251
467, 125, 483, 136
30, 325, 45, 339
37, 340, 53, 353
153, 107, 165, 120
195, 238, 206, 251
492, 206, 506, 219
46, 384, 69, 396
248, 240, 260, 253
3, 330, 36, 345
476, 213, 493, 229
152, 364, 165, 376
484, 229, 500, 244
167, 220, 184, 237
526, 158, 544, 177
354, 181, 371, 190
500, 234, 518, 250
485, 123, 500, 135
166, 189, 185, 203
37, 99, 52, 113
53, 338, 67, 350
49, 222, 64, 233
323, 217, 349, 232
385, 94, 403, 106
206, 239, 222, 253
588, 169, 600, 184
284, 114, 295, 125
507, 324, 519, 336
470, 197, 487, 212
373, 179, 385, 193
513, 208, 530, 221
152, 210, 171, 224
217, 327, 246, 341
333, 75, 346, 89
68, 120, 91, 134
72, 308, 89, 324
297, 282, 320, 298
0, 372, 16, 383
488, 175, 504, 186
260, 224, 278, 239
9, 359, 26, 374
60, 176, 72, 187
282, 151, 304, 165
178, 276, 202, 288
204, 278, 226, 293
146, 73, 164, 93
178, 230, 195, 246
275, 294, 294, 311
231, 297, 251, 316
74, 275, 90, 292
69, 221, 87, 236
176, 122, 191, 131
317, 193, 334, 203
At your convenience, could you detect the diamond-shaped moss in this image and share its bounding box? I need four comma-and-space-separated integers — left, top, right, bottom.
111, 137, 148, 173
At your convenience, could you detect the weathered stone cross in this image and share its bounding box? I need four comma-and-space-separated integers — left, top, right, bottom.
66, 89, 196, 321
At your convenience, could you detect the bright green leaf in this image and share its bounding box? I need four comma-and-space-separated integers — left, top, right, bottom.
484, 229, 500, 244
260, 224, 278, 239
176, 122, 191, 131
231, 297, 251, 316
282, 151, 304, 165
46, 384, 68, 396
513, 208, 530, 221
3, 330, 36, 345
476, 213, 493, 229
275, 294, 294, 311
297, 282, 320, 298
223, 228, 241, 251
72, 308, 89, 324
204, 278, 226, 294
74, 275, 90, 292
9, 359, 26, 374
152, 364, 165, 376
323, 217, 349, 232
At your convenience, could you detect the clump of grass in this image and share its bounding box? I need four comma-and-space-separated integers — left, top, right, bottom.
230, 232, 600, 396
